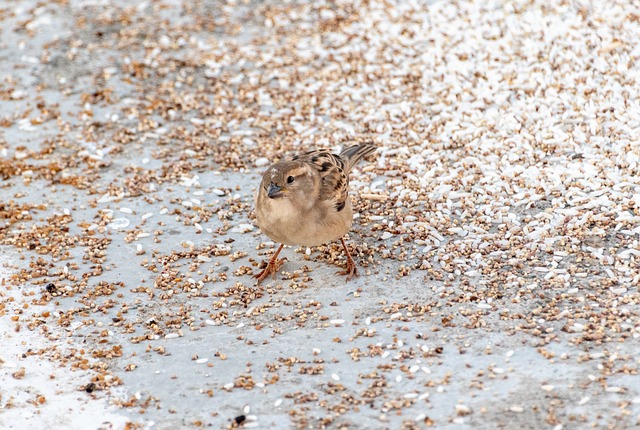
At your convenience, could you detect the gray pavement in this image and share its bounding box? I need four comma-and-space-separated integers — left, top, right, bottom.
1, 1, 639, 429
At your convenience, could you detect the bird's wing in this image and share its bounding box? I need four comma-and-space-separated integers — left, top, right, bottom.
339, 143, 377, 172
292, 150, 349, 212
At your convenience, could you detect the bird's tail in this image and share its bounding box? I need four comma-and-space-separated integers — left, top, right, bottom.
340, 142, 377, 172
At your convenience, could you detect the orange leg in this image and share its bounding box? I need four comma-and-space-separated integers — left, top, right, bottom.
336, 238, 358, 281
254, 244, 285, 285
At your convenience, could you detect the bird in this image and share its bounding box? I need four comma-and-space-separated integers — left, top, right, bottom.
253, 142, 377, 285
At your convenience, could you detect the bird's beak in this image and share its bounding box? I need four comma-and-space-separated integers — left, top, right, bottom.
267, 182, 283, 198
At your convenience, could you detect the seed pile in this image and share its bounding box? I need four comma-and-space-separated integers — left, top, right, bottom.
0, 0, 639, 428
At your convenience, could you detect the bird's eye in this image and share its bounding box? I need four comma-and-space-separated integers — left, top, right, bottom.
286, 175, 295, 184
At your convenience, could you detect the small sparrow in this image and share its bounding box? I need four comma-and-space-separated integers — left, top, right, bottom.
253, 142, 377, 284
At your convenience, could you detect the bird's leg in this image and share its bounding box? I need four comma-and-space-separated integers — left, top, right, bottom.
254, 243, 285, 285
336, 238, 358, 281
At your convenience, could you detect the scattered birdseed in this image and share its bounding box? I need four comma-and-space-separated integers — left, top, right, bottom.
456, 405, 471, 416
2, 0, 639, 428
255, 157, 270, 167
107, 218, 130, 230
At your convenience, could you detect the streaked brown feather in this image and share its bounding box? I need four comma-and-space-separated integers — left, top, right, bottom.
290, 143, 376, 211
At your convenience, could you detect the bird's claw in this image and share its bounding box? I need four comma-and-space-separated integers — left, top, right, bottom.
253, 258, 285, 285
336, 260, 358, 282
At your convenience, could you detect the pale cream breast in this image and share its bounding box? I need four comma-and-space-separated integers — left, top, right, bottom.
255, 189, 354, 247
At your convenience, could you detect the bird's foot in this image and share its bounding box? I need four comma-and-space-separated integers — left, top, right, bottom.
253, 258, 285, 285
336, 238, 359, 282
336, 258, 358, 282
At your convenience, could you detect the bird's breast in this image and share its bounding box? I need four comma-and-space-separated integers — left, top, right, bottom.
255, 197, 353, 247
